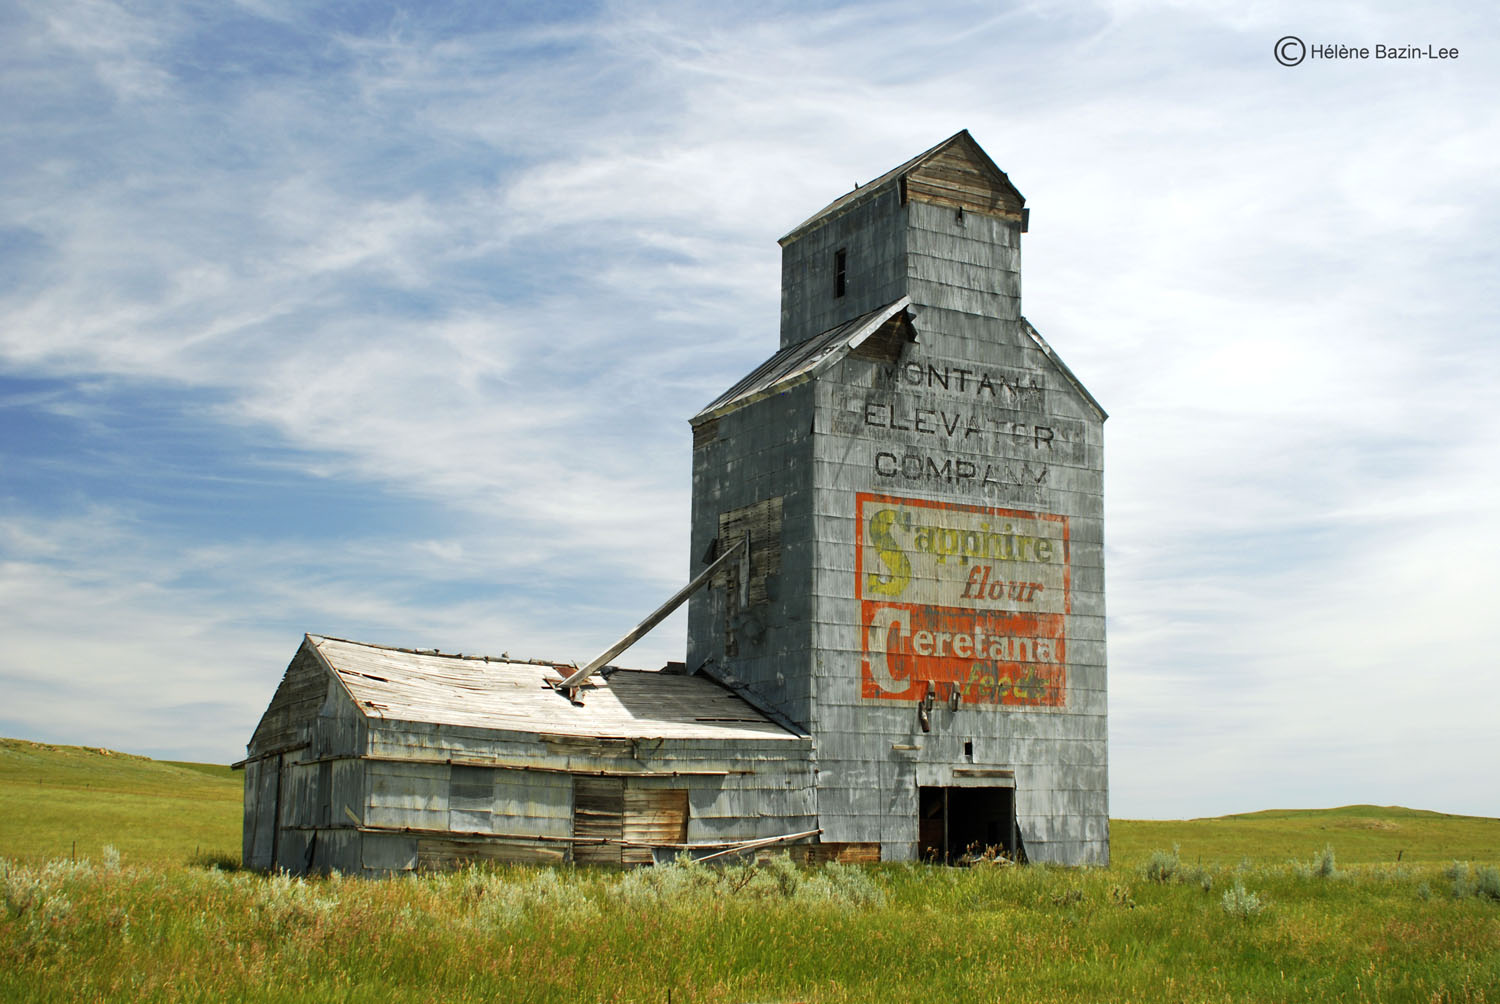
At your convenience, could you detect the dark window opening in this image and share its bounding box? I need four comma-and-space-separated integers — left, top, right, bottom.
963, 740, 974, 760
918, 785, 1022, 864
834, 248, 847, 297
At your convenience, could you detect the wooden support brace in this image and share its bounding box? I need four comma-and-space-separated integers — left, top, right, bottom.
555, 536, 749, 695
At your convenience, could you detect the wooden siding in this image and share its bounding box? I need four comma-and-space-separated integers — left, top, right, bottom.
249, 645, 329, 755
790, 842, 880, 864
572, 777, 623, 865
417, 836, 566, 868
905, 139, 1024, 222
621, 786, 689, 865
715, 496, 783, 608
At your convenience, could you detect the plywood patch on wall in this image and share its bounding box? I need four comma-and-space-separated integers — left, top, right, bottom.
715, 496, 783, 606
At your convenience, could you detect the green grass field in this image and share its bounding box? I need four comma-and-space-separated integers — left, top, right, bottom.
3, 738, 1498, 1003
0, 738, 240, 866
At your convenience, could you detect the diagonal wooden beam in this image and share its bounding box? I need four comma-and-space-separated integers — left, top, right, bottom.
555, 536, 748, 694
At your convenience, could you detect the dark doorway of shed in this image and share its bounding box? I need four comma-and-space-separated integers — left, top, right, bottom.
918, 786, 1019, 864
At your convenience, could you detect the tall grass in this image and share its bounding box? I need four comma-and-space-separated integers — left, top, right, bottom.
5, 742, 1500, 1001
3, 851, 1498, 1003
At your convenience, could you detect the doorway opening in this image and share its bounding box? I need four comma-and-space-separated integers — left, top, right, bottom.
917, 785, 1022, 864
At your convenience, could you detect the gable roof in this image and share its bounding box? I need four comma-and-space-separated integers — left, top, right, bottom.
780, 129, 1026, 244
307, 635, 804, 742
692, 296, 915, 424
1021, 318, 1108, 422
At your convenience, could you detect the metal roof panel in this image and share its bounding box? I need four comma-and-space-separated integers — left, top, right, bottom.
308, 636, 803, 742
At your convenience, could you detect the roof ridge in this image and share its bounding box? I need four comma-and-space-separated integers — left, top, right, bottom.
307, 633, 565, 668
779, 129, 987, 243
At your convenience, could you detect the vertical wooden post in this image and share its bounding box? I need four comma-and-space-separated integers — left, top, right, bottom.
942, 789, 950, 865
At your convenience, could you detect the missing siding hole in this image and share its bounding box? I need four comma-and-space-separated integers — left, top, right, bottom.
834, 248, 847, 298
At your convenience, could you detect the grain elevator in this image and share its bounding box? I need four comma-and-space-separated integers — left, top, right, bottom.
688, 129, 1108, 864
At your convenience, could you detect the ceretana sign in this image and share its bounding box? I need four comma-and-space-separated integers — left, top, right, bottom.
856, 492, 1070, 707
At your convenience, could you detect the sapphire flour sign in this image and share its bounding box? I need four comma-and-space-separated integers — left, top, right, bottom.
857, 492, 1070, 707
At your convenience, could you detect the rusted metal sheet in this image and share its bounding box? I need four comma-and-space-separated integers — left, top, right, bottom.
792, 842, 881, 864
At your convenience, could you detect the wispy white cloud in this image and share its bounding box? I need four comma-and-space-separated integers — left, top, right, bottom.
0, 0, 1495, 815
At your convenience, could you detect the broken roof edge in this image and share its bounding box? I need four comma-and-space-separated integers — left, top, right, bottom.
691, 295, 915, 425
778, 129, 1025, 245
306, 633, 573, 670
1020, 317, 1108, 422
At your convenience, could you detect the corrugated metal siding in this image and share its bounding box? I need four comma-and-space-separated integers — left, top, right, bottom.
242, 757, 277, 870
367, 761, 448, 830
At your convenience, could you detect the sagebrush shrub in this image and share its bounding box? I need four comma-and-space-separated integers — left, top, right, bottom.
1221, 880, 1264, 919
1292, 844, 1339, 880
1474, 866, 1500, 902
1446, 862, 1476, 899
1143, 846, 1179, 883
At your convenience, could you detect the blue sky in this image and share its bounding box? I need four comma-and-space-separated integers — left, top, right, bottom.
2, 0, 1495, 819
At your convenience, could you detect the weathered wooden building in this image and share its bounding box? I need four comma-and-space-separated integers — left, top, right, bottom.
242, 130, 1107, 872
686, 130, 1108, 865
241, 635, 815, 873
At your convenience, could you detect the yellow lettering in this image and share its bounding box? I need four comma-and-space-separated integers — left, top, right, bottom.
864, 509, 911, 596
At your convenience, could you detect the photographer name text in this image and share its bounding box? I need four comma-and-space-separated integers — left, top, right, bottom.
1309, 43, 1458, 60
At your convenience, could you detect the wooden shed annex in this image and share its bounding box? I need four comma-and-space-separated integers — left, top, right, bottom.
240, 635, 820, 874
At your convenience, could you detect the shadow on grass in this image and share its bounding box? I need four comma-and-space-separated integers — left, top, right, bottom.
187, 850, 242, 872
